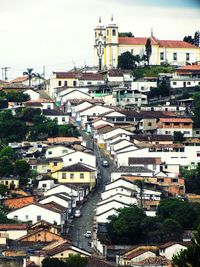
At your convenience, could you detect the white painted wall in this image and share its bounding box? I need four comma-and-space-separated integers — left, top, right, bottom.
62, 151, 96, 168
45, 146, 74, 158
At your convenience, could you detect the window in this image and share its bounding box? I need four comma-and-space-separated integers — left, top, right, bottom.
73, 80, 77, 86
70, 173, 74, 179
58, 81, 62, 86
38, 233, 41, 237
62, 173, 66, 179
196, 131, 200, 134
5, 181, 8, 185
196, 151, 200, 157
37, 215, 41, 221
135, 98, 138, 102
80, 173, 84, 179
80, 158, 83, 161
173, 81, 177, 85
64, 81, 67, 86
69, 158, 72, 161
173, 52, 177, 60
47, 105, 51, 109
62, 117, 65, 122
165, 123, 170, 126
112, 29, 116, 36
42, 184, 47, 188
186, 53, 190, 61
53, 162, 57, 166
25, 215, 29, 220
148, 122, 152, 127
172, 179, 178, 183
174, 122, 179, 126
187, 82, 191, 85
14, 216, 18, 220
61, 253, 64, 256
184, 131, 190, 134
48, 151, 52, 155
107, 29, 109, 36
160, 52, 164, 60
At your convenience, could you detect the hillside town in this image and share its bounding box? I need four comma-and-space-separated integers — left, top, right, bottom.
0, 8, 200, 267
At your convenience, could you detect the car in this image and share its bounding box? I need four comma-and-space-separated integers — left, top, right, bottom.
84, 231, 92, 238
102, 160, 109, 167
74, 210, 81, 218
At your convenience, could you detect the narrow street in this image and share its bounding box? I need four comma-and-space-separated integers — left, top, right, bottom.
68, 132, 115, 252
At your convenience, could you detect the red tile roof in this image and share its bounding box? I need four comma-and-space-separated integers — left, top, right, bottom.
158, 40, 198, 48
53, 71, 103, 81
11, 76, 28, 83
176, 65, 200, 71
0, 224, 28, 230
159, 117, 193, 123
119, 36, 158, 45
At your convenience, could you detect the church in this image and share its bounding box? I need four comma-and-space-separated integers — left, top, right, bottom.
94, 17, 200, 70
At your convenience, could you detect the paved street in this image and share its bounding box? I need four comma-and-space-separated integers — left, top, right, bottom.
68, 132, 115, 252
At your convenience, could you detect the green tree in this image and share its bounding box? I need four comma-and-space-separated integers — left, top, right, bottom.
0, 146, 15, 160
173, 131, 184, 143
172, 225, 200, 267
0, 184, 7, 196
183, 35, 194, 45
0, 157, 14, 177
6, 91, 30, 102
161, 218, 183, 242
23, 68, 36, 86
107, 205, 146, 244
58, 125, 80, 137
42, 258, 66, 267
118, 52, 138, 69
65, 254, 88, 267
23, 108, 41, 122
182, 164, 200, 195
15, 160, 30, 177
192, 92, 200, 127
145, 38, 152, 65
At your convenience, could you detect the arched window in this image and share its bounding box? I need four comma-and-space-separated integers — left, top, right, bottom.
107, 29, 109, 36
95, 32, 97, 38
112, 29, 116, 36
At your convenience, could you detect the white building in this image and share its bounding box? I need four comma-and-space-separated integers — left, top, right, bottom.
61, 151, 96, 168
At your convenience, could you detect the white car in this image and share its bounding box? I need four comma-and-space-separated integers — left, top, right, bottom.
84, 231, 91, 238
74, 210, 81, 218
102, 160, 109, 167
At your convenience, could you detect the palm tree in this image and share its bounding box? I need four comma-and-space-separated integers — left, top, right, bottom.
23, 68, 36, 86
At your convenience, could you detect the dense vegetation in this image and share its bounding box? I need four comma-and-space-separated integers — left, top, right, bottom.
182, 164, 200, 195
42, 254, 88, 267
0, 109, 79, 144
172, 225, 200, 267
0, 91, 30, 103
107, 199, 200, 245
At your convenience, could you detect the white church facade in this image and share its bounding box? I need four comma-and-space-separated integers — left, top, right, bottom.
94, 18, 200, 70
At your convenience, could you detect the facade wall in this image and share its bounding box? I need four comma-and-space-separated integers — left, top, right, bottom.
62, 152, 96, 168
20, 230, 63, 242
0, 230, 27, 240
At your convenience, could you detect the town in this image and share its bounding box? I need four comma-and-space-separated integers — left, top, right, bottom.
0, 9, 200, 267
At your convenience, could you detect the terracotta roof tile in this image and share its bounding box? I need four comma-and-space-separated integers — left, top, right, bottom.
158, 40, 198, 48
0, 224, 28, 230
159, 117, 193, 123
129, 157, 161, 165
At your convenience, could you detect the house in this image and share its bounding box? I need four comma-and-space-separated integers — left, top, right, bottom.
29, 220, 60, 235
7, 203, 67, 226
131, 134, 174, 145
128, 157, 162, 173
0, 176, 19, 189
29, 239, 91, 267
25, 98, 55, 110
157, 117, 193, 137
45, 145, 74, 159
111, 166, 153, 181
51, 162, 96, 191
131, 256, 170, 267
24, 89, 40, 100
60, 89, 92, 105
42, 109, 69, 125
159, 242, 188, 260
132, 77, 158, 93
2, 195, 36, 210
96, 207, 122, 223
116, 143, 200, 168
39, 193, 73, 213
116, 246, 158, 266
0, 224, 28, 240
38, 177, 56, 192
61, 150, 96, 168
17, 229, 64, 243
109, 139, 136, 156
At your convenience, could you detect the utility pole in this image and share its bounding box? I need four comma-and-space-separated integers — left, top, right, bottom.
1, 67, 11, 81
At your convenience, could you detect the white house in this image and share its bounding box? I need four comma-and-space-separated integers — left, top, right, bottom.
0, 224, 28, 240
60, 89, 92, 104
39, 194, 73, 213
42, 109, 70, 125
132, 78, 157, 93
45, 146, 74, 158
111, 166, 153, 181
38, 178, 56, 191
159, 242, 188, 260
61, 151, 96, 168
7, 203, 66, 226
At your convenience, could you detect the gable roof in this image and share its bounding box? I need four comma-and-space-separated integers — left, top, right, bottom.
129, 157, 161, 165
119, 36, 157, 45
43, 109, 67, 116
55, 162, 95, 172
114, 166, 153, 173
158, 40, 199, 48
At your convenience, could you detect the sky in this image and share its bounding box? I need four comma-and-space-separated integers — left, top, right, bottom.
0, 0, 199, 80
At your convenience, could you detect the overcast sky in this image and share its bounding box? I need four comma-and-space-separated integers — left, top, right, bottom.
0, 0, 199, 80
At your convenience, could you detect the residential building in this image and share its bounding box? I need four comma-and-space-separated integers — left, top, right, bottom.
0, 224, 28, 240
51, 162, 96, 191
42, 109, 70, 125
0, 176, 19, 189
157, 117, 193, 137
61, 150, 96, 168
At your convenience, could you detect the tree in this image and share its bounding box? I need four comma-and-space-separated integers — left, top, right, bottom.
161, 218, 183, 242
0, 184, 7, 196
15, 160, 30, 177
65, 254, 88, 267
118, 52, 139, 69
58, 125, 80, 137
183, 35, 194, 45
172, 225, 200, 267
42, 258, 66, 267
145, 38, 152, 65
107, 205, 146, 244
23, 68, 36, 86
6, 91, 30, 102
0, 146, 15, 160
173, 131, 184, 143
194, 31, 200, 47
192, 92, 200, 127
0, 157, 14, 177
182, 164, 200, 195
119, 32, 134, 37
23, 108, 41, 122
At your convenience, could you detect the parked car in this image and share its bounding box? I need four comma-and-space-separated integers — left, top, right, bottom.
84, 231, 92, 238
102, 160, 109, 167
74, 210, 81, 218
